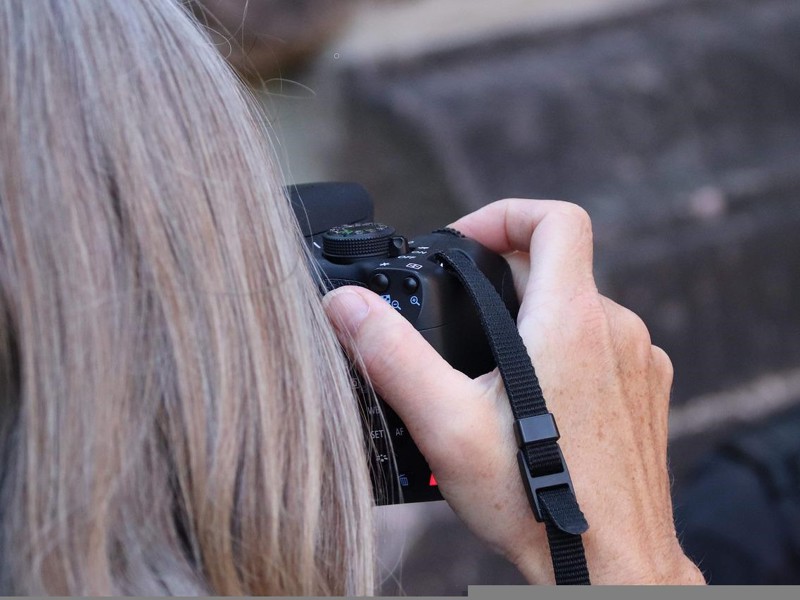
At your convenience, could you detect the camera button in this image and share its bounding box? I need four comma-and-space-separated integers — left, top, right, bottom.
402, 276, 419, 294
368, 272, 390, 293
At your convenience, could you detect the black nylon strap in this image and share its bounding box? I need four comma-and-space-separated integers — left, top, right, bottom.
435, 248, 591, 585
540, 488, 593, 584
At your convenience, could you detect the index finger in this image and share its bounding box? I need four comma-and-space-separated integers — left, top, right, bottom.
450, 198, 596, 297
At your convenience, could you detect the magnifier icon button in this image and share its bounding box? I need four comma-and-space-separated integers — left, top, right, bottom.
402, 276, 419, 293
410, 296, 420, 306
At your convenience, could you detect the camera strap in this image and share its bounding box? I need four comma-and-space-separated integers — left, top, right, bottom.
435, 248, 591, 585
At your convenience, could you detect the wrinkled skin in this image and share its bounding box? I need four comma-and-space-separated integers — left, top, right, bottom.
324, 199, 705, 584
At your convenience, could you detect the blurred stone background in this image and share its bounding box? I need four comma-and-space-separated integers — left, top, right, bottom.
196, 0, 800, 592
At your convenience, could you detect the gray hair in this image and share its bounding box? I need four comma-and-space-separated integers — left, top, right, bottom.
0, 0, 374, 594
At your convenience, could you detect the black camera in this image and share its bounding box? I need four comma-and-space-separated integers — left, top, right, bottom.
289, 182, 519, 505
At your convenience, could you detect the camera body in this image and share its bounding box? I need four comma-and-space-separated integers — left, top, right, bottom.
290, 183, 519, 505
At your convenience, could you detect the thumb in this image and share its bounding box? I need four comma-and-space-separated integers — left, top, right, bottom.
322, 286, 475, 447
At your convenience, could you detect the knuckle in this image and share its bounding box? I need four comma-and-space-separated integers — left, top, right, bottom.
623, 308, 652, 345
612, 301, 648, 336
575, 295, 609, 335
555, 202, 593, 240
608, 303, 654, 362
650, 345, 674, 384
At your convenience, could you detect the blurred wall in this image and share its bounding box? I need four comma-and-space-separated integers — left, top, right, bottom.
328, 0, 800, 466
192, 0, 358, 80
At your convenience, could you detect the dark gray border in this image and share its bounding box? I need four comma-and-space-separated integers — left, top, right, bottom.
469, 585, 800, 600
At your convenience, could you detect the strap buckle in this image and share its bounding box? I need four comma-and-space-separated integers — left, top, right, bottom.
514, 413, 575, 522
516, 447, 576, 522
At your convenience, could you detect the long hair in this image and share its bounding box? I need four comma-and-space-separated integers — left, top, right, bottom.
0, 0, 374, 594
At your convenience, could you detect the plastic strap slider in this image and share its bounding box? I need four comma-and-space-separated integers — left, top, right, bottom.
514, 413, 560, 448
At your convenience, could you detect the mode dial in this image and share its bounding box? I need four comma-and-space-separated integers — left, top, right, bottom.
322, 223, 406, 261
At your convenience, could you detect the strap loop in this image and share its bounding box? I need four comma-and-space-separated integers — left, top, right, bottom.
540, 487, 591, 536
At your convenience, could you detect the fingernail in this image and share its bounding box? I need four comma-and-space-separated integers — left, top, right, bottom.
324, 289, 371, 335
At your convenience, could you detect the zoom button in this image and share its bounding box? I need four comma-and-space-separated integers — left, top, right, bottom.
402, 276, 419, 294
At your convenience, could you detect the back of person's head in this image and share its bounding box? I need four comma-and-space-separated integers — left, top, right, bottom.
0, 0, 374, 594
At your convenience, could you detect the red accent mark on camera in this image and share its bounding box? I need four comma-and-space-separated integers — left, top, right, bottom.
429, 474, 438, 487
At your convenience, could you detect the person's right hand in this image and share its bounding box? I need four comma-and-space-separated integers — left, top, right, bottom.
323, 199, 705, 584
